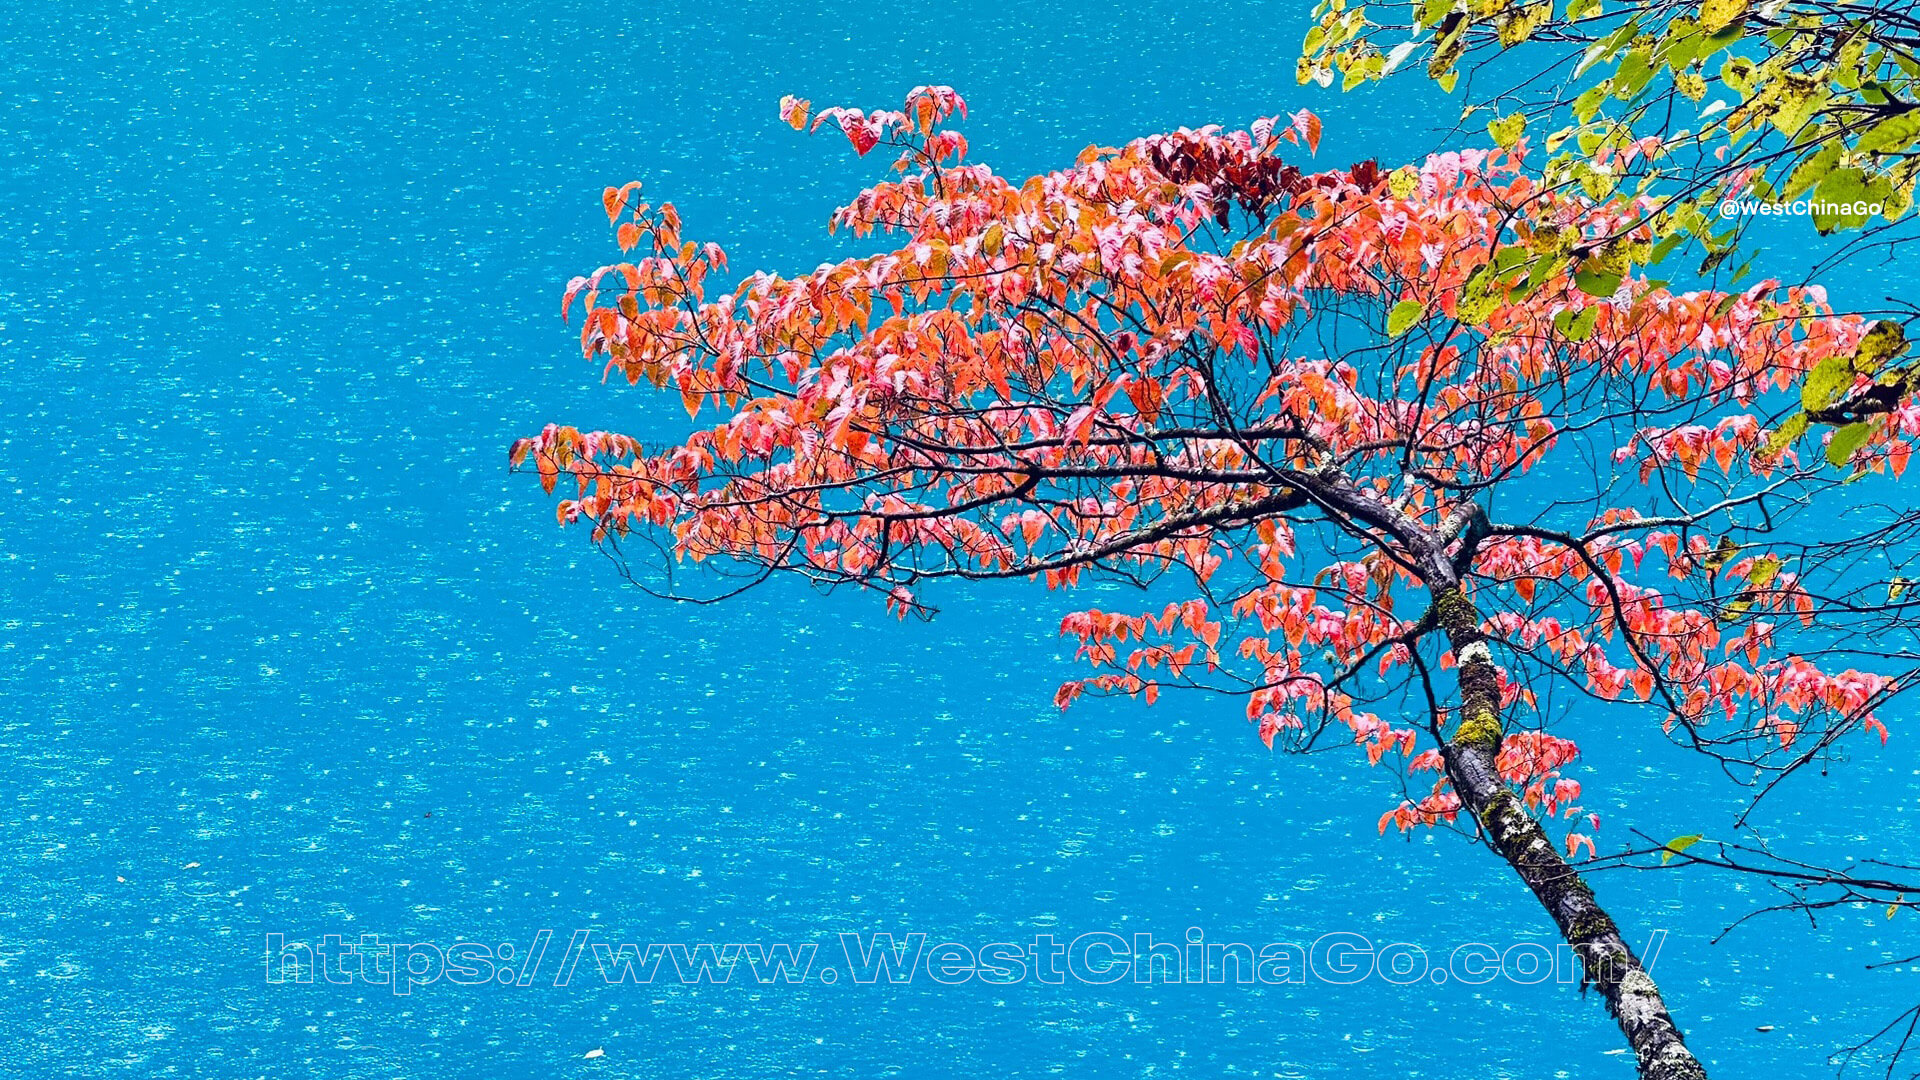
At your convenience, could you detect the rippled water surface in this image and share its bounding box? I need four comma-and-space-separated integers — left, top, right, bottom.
2, 2, 1915, 1077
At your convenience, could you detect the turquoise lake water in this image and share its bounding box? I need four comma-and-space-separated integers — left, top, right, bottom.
2, 2, 1916, 1076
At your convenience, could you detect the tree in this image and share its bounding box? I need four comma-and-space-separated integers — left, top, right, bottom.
1302, 0, 1920, 280
511, 87, 1920, 1079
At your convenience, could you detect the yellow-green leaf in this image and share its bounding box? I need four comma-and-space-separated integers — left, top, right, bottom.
1553, 304, 1600, 341
1488, 112, 1527, 148
1574, 83, 1610, 123
1662, 834, 1704, 864
1458, 288, 1502, 324
1613, 46, 1656, 99
1783, 140, 1842, 201
1764, 412, 1809, 454
1802, 354, 1857, 410
1387, 299, 1426, 337
1718, 593, 1755, 623
1720, 55, 1755, 94
1856, 320, 1908, 369
1810, 167, 1877, 232
1703, 535, 1739, 571
1857, 111, 1920, 158
1575, 263, 1623, 297
1827, 420, 1873, 466
1699, 0, 1745, 32
1768, 75, 1829, 136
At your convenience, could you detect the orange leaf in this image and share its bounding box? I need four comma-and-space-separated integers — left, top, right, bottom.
779, 95, 811, 131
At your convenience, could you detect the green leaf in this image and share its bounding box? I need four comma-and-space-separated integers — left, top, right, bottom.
1575, 18, 1642, 79
1720, 55, 1756, 95
1489, 243, 1530, 277
1662, 834, 1704, 864
1703, 535, 1739, 571
1574, 264, 1624, 297
1827, 421, 1873, 466
1856, 320, 1908, 369
1457, 289, 1502, 325
1699, 20, 1744, 59
1613, 46, 1657, 99
1576, 159, 1618, 198
1802, 355, 1856, 410
1387, 299, 1426, 337
1574, 83, 1610, 123
1718, 591, 1757, 623
1497, 3, 1549, 47
1833, 37, 1869, 91
1659, 17, 1704, 72
1649, 232, 1686, 264
1488, 112, 1527, 149
1729, 250, 1760, 284
1782, 139, 1842, 200
1555, 304, 1600, 340
1768, 75, 1830, 137
1887, 176, 1916, 221
1764, 412, 1809, 453
1809, 167, 1880, 232
1856, 110, 1920, 157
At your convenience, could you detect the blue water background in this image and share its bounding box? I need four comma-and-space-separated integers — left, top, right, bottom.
2, 2, 1916, 1076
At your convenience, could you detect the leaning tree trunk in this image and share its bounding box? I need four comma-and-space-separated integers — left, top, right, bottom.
1431, 586, 1709, 1080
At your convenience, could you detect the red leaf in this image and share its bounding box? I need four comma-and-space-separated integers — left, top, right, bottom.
841, 116, 879, 156
561, 275, 589, 323
1293, 109, 1322, 155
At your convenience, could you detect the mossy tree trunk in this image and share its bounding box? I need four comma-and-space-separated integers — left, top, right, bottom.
1431, 584, 1710, 1080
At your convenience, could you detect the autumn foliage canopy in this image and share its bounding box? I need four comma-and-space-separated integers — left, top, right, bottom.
514, 86, 1911, 855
